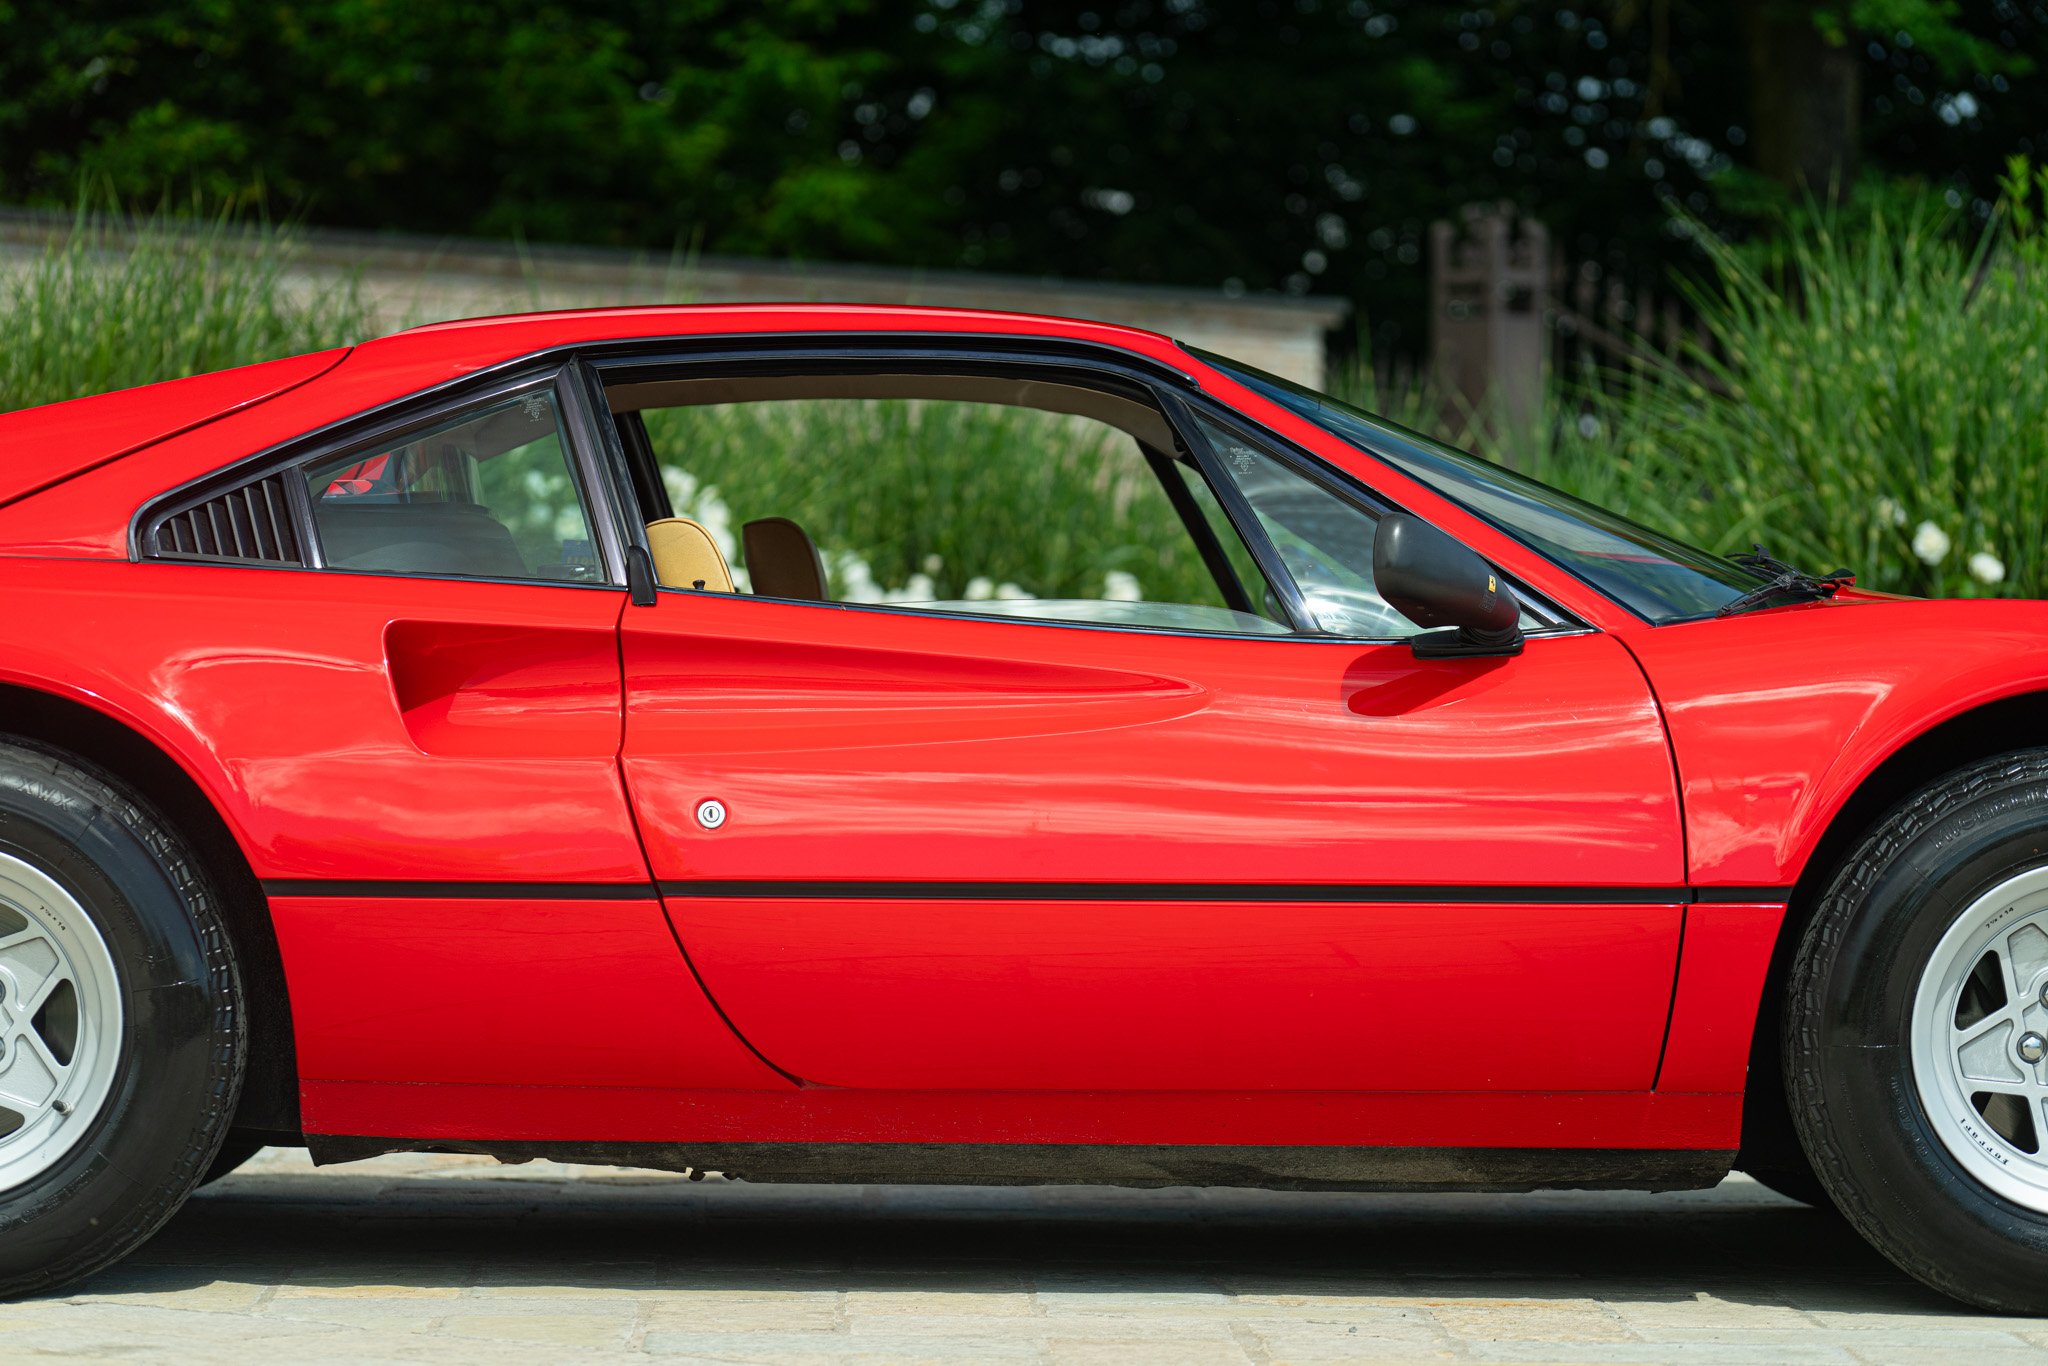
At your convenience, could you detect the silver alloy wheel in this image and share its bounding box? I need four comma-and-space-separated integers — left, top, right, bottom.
1912, 865, 2048, 1211
0, 851, 123, 1193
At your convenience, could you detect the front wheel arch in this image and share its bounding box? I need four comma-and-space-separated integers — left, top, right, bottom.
1740, 693, 2048, 1190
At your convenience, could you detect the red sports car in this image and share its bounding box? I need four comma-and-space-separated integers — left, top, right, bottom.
0, 304, 2044, 1308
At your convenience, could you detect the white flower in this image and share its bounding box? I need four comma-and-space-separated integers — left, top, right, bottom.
1911, 521, 1951, 565
659, 467, 738, 561
887, 572, 936, 602
830, 551, 883, 602
661, 466, 699, 508
994, 582, 1034, 600
1875, 496, 1908, 528
1102, 570, 1143, 601
963, 576, 995, 601
1969, 551, 2006, 584
922, 553, 944, 575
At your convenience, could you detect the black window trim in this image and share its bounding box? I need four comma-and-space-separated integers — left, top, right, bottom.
1157, 388, 1317, 633
131, 330, 1576, 639
580, 334, 1577, 642
1162, 387, 1574, 637
130, 333, 1194, 594
134, 359, 629, 591
576, 337, 1202, 572
584, 345, 1278, 631
1137, 439, 1263, 617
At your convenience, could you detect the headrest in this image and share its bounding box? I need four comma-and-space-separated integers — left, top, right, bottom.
742, 517, 829, 602
644, 517, 734, 593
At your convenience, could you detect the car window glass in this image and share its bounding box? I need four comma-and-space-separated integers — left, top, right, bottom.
635, 395, 1291, 636
1190, 414, 1414, 637
1194, 348, 1757, 621
305, 390, 602, 584
1170, 459, 1282, 617
1195, 413, 1543, 638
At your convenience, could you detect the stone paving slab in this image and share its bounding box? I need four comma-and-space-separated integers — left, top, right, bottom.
4, 1149, 2043, 1362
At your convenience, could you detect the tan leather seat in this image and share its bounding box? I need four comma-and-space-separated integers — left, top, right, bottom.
645, 517, 734, 592
742, 516, 829, 602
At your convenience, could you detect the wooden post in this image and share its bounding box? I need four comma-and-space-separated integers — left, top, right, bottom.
1429, 203, 1549, 452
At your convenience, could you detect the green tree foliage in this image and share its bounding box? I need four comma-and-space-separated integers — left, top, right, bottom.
1732, 0, 2028, 194
0, 2, 2041, 353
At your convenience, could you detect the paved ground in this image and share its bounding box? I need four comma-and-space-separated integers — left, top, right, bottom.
6, 1150, 2046, 1364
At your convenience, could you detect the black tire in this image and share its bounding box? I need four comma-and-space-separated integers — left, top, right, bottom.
1737, 1003, 1836, 1209
0, 740, 243, 1298
198, 1137, 266, 1187
1788, 749, 2048, 1312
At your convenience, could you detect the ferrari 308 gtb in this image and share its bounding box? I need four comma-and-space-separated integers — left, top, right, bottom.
3, 305, 2047, 1307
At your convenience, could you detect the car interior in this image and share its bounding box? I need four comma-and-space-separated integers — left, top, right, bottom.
603, 369, 1306, 634
305, 390, 604, 584
297, 365, 1435, 639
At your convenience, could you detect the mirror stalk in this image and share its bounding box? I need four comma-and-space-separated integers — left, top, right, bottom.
1409, 624, 1525, 660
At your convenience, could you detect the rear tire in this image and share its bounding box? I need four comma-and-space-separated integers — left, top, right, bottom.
0, 740, 243, 1298
1789, 750, 2048, 1312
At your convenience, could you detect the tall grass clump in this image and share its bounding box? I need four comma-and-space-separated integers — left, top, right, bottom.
0, 206, 370, 414
1533, 161, 2048, 599
646, 399, 1220, 604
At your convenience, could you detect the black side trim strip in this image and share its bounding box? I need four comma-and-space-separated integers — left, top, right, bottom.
1691, 886, 1796, 903
263, 880, 658, 901
659, 880, 1795, 905
263, 879, 1795, 905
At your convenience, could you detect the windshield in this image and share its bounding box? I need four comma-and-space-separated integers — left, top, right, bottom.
1191, 348, 1763, 623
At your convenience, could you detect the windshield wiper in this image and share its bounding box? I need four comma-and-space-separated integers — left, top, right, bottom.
1717, 545, 1855, 617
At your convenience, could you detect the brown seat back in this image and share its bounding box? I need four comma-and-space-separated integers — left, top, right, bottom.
742, 516, 829, 601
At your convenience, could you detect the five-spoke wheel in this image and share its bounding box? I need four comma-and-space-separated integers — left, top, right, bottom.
1791, 751, 2048, 1313
0, 741, 243, 1300
0, 852, 124, 1194
1913, 867, 2048, 1209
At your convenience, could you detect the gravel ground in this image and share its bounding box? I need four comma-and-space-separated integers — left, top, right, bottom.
5, 1149, 2044, 1364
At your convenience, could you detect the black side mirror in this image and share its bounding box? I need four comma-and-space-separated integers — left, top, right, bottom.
1372, 514, 1524, 659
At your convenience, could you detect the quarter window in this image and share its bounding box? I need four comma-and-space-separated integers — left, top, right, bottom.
1192, 414, 1409, 638
1194, 412, 1543, 639
304, 389, 602, 583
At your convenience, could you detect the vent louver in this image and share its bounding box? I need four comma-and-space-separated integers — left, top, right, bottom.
152, 475, 304, 565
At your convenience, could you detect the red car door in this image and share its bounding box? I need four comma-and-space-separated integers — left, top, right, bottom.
619, 593, 1684, 1092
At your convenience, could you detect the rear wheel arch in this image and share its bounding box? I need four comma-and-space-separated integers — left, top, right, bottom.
0, 682, 299, 1142
1740, 690, 2048, 1189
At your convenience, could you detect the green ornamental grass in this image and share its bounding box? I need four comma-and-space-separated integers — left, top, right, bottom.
1524, 159, 2048, 600
6, 178, 2047, 603
0, 208, 369, 414
643, 399, 1218, 604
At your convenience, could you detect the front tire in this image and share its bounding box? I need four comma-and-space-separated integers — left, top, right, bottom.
1789, 750, 2048, 1311
0, 740, 243, 1297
